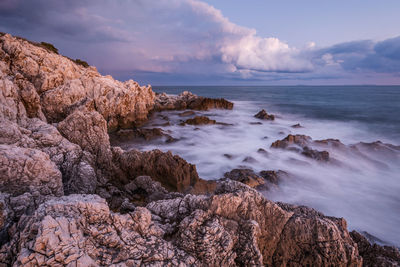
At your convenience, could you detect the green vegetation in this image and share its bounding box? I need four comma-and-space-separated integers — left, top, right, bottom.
40, 42, 59, 54
74, 59, 90, 68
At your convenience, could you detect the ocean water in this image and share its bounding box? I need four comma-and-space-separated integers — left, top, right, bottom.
132, 86, 400, 246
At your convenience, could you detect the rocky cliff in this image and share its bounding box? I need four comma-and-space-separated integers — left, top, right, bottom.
0, 33, 397, 266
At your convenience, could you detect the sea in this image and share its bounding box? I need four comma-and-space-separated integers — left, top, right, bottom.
133, 86, 400, 246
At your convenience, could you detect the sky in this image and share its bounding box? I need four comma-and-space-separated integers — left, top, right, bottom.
1, 0, 400, 85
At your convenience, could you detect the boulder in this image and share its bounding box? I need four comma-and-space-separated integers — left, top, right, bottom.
254, 109, 275, 120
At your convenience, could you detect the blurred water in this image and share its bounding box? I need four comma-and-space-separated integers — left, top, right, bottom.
122, 86, 400, 246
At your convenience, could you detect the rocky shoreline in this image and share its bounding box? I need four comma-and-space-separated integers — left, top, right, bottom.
1, 33, 399, 266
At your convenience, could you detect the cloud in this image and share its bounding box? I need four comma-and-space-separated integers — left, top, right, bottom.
0, 0, 399, 85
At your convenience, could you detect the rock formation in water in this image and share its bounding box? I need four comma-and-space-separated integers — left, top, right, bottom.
0, 33, 398, 266
254, 109, 275, 120
154, 91, 234, 111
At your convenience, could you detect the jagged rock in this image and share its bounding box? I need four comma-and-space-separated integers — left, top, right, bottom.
180, 116, 216, 126
110, 128, 174, 144
1, 33, 155, 131
351, 231, 400, 266
259, 170, 289, 185
271, 134, 312, 149
0, 145, 63, 198
9, 194, 197, 266
112, 148, 216, 194
223, 169, 265, 188
2, 183, 362, 266
154, 91, 233, 111
271, 134, 330, 161
302, 146, 330, 161
254, 109, 275, 120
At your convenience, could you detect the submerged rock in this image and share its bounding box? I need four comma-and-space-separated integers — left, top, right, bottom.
271, 134, 330, 161
178, 110, 196, 117
180, 115, 216, 126
259, 170, 289, 185
254, 109, 275, 120
291, 123, 302, 128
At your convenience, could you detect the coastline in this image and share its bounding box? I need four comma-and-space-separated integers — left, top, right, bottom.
0, 33, 399, 266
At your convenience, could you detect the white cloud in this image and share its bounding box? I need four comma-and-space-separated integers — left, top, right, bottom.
184, 0, 313, 72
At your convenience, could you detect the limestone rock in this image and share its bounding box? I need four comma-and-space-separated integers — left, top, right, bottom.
0, 33, 155, 131
112, 148, 216, 194
154, 91, 233, 112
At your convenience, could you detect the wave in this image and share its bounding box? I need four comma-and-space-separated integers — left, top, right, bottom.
120, 100, 400, 247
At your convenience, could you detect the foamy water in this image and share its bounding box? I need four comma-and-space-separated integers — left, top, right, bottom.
119, 100, 400, 247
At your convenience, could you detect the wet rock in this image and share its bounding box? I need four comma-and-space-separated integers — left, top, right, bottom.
257, 148, 269, 155
180, 116, 216, 126
350, 231, 400, 266
259, 170, 289, 185
254, 109, 275, 120
242, 156, 258, 163
314, 138, 346, 149
291, 123, 302, 128
271, 135, 331, 162
271, 134, 312, 149
179, 110, 195, 117
223, 153, 234, 159
223, 169, 265, 188
155, 91, 233, 112
302, 146, 330, 161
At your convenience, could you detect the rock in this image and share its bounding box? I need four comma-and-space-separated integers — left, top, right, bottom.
291, 123, 302, 128
178, 110, 195, 117
0, 145, 63, 198
180, 116, 216, 126
242, 156, 258, 163
1, 33, 155, 131
112, 148, 216, 194
301, 146, 330, 161
257, 148, 269, 155
254, 109, 275, 120
350, 231, 400, 266
110, 127, 173, 143
250, 121, 263, 125
223, 169, 265, 188
271, 134, 312, 149
1, 185, 364, 266
223, 153, 235, 159
259, 170, 289, 185
271, 134, 330, 161
9, 194, 197, 266
154, 91, 233, 111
